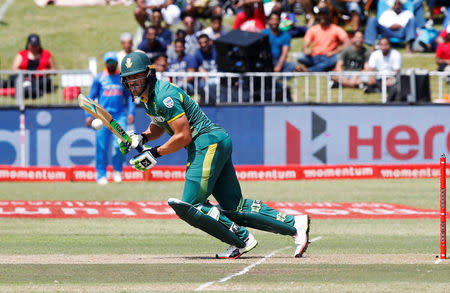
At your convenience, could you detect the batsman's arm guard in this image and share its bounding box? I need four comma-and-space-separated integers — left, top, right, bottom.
168, 198, 246, 248
222, 199, 297, 236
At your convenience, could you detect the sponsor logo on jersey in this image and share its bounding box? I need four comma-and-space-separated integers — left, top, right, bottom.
153, 116, 166, 123
163, 97, 174, 108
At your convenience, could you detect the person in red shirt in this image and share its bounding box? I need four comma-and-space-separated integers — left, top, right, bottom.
8, 34, 57, 98
232, 0, 266, 33
12, 34, 56, 72
436, 26, 450, 72
436, 24, 449, 44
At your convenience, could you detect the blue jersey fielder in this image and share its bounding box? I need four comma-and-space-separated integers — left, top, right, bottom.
85, 51, 136, 184
88, 69, 135, 117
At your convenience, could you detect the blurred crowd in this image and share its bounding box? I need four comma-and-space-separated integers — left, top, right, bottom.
4, 0, 450, 98
129, 0, 450, 94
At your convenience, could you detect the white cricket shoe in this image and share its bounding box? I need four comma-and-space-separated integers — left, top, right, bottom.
216, 233, 258, 259
97, 177, 108, 185
293, 214, 310, 258
113, 171, 122, 183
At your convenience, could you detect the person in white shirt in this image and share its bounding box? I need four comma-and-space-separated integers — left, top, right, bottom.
364, 0, 416, 53
134, 0, 180, 29
117, 33, 134, 71
196, 15, 226, 41
365, 38, 402, 93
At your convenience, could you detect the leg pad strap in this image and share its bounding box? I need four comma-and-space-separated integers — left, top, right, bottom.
168, 198, 246, 248
223, 199, 296, 236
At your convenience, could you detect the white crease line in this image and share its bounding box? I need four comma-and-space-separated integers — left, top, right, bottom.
434, 258, 443, 264
195, 246, 291, 291
310, 236, 322, 242
0, 0, 14, 22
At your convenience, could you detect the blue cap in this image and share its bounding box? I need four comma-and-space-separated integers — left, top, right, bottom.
103, 51, 118, 63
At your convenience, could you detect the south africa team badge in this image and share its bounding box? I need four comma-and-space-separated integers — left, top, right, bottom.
163, 97, 174, 108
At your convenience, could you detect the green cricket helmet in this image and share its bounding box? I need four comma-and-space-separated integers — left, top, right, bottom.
120, 52, 157, 100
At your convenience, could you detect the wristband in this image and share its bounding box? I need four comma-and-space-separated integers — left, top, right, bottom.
140, 133, 148, 144
150, 146, 161, 158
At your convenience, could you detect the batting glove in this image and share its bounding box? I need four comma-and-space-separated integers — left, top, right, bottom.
129, 146, 160, 171
118, 131, 147, 155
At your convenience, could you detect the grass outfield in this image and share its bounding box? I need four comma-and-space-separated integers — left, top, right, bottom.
0, 179, 449, 292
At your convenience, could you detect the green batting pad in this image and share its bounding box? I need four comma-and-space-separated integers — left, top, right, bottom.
223, 199, 296, 236
168, 198, 246, 248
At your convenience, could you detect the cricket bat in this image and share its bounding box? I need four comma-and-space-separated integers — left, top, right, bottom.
78, 93, 143, 152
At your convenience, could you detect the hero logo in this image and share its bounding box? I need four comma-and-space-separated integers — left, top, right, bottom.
349, 125, 449, 160
0, 111, 95, 166
271, 107, 450, 165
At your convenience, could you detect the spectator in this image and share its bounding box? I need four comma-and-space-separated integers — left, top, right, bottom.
330, 0, 364, 31
168, 38, 198, 95
233, 0, 266, 33
197, 14, 226, 41
195, 34, 218, 73
331, 30, 370, 88
8, 34, 56, 98
137, 26, 167, 60
195, 34, 220, 101
117, 32, 135, 70
278, 10, 308, 39
364, 0, 416, 53
261, 12, 296, 72
210, 5, 223, 17
183, 14, 201, 57
150, 8, 173, 47
184, 0, 221, 18
407, 0, 426, 29
295, 7, 350, 72
263, 0, 283, 16
365, 38, 401, 94
287, 0, 315, 27
436, 24, 450, 44
153, 53, 170, 73
152, 53, 172, 82
436, 25, 450, 72
167, 29, 187, 60
444, 7, 450, 28
85, 51, 135, 185
376, 0, 425, 30
412, 19, 439, 52
134, 0, 181, 29
426, 0, 449, 22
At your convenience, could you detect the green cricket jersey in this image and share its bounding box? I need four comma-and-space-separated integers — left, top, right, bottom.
142, 80, 227, 148
143, 81, 296, 241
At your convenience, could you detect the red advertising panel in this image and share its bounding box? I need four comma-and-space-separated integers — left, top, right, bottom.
378, 164, 450, 179
235, 165, 302, 180
0, 165, 70, 182
300, 165, 377, 180
71, 166, 146, 182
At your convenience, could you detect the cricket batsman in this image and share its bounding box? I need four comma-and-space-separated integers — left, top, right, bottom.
118, 51, 310, 259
